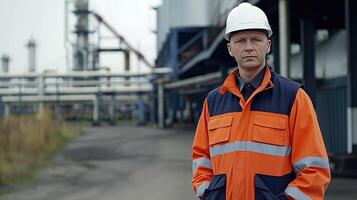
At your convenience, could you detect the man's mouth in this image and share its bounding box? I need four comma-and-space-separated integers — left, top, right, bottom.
243, 56, 256, 59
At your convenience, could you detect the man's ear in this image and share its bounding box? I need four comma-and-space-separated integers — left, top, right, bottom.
227, 43, 233, 57
266, 39, 271, 54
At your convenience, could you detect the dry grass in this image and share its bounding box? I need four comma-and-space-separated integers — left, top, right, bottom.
0, 108, 82, 187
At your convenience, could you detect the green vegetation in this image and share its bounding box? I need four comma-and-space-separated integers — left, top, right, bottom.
0, 108, 82, 187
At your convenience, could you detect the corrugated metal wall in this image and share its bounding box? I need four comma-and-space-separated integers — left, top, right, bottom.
316, 78, 347, 155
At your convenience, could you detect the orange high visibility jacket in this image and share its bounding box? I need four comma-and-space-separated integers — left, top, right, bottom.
192, 66, 331, 200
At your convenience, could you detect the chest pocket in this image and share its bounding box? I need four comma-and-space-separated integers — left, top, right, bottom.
253, 115, 288, 146
208, 115, 233, 146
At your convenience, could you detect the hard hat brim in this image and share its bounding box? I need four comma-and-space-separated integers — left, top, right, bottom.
225, 26, 273, 41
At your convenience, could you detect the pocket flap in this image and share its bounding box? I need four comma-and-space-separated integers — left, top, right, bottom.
208, 174, 226, 190
255, 172, 295, 195
254, 115, 287, 130
208, 115, 233, 131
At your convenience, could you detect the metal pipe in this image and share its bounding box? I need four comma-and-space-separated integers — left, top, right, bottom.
93, 95, 99, 124
0, 68, 172, 78
108, 95, 115, 124
124, 49, 130, 72
0, 85, 153, 95
4, 103, 10, 117
1, 94, 143, 103
37, 73, 45, 117
279, 0, 290, 77
158, 79, 164, 128
44, 79, 149, 86
164, 71, 221, 89
65, 0, 70, 72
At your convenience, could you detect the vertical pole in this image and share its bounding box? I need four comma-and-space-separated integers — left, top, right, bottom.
272, 30, 280, 73
4, 103, 10, 118
168, 30, 179, 126
93, 95, 99, 125
27, 39, 37, 72
345, 0, 357, 153
65, 0, 70, 72
55, 77, 61, 121
37, 73, 45, 119
151, 76, 158, 125
124, 49, 130, 72
279, 0, 290, 77
109, 94, 116, 125
158, 79, 165, 128
138, 95, 146, 125
1, 55, 10, 73
178, 96, 184, 123
170, 30, 179, 80
301, 17, 316, 104
73, 0, 89, 71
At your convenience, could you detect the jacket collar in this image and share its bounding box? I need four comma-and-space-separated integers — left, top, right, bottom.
219, 65, 275, 99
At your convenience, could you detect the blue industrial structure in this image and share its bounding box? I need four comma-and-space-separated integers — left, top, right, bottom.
154, 0, 357, 163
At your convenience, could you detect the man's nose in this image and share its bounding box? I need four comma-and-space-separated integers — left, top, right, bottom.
244, 40, 254, 51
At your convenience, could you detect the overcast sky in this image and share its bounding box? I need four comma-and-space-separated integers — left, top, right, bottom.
0, 0, 160, 74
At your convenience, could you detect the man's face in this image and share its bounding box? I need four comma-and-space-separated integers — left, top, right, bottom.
227, 30, 271, 71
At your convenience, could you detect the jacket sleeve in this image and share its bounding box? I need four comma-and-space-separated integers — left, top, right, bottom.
192, 98, 213, 199
285, 88, 331, 200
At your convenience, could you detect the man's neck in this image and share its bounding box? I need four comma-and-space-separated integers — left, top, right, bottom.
238, 64, 266, 83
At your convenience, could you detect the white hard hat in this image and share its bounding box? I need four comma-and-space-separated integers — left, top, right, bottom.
224, 2, 272, 41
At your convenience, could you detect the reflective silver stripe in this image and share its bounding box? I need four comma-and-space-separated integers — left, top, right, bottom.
294, 156, 330, 174
196, 182, 210, 199
210, 141, 291, 157
285, 186, 311, 200
192, 157, 212, 174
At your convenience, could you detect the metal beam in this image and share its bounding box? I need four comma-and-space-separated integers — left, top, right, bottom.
158, 80, 165, 128
345, 0, 357, 153
91, 12, 155, 68
301, 17, 317, 104
96, 48, 126, 52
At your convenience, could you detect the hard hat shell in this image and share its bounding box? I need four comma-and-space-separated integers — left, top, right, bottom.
224, 2, 272, 41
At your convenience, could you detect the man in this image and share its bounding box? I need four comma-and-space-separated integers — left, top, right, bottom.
192, 2, 331, 200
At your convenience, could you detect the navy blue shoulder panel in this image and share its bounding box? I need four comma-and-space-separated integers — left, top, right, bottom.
251, 72, 301, 115
207, 87, 242, 116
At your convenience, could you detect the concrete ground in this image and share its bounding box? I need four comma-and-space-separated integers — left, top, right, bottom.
0, 125, 356, 200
